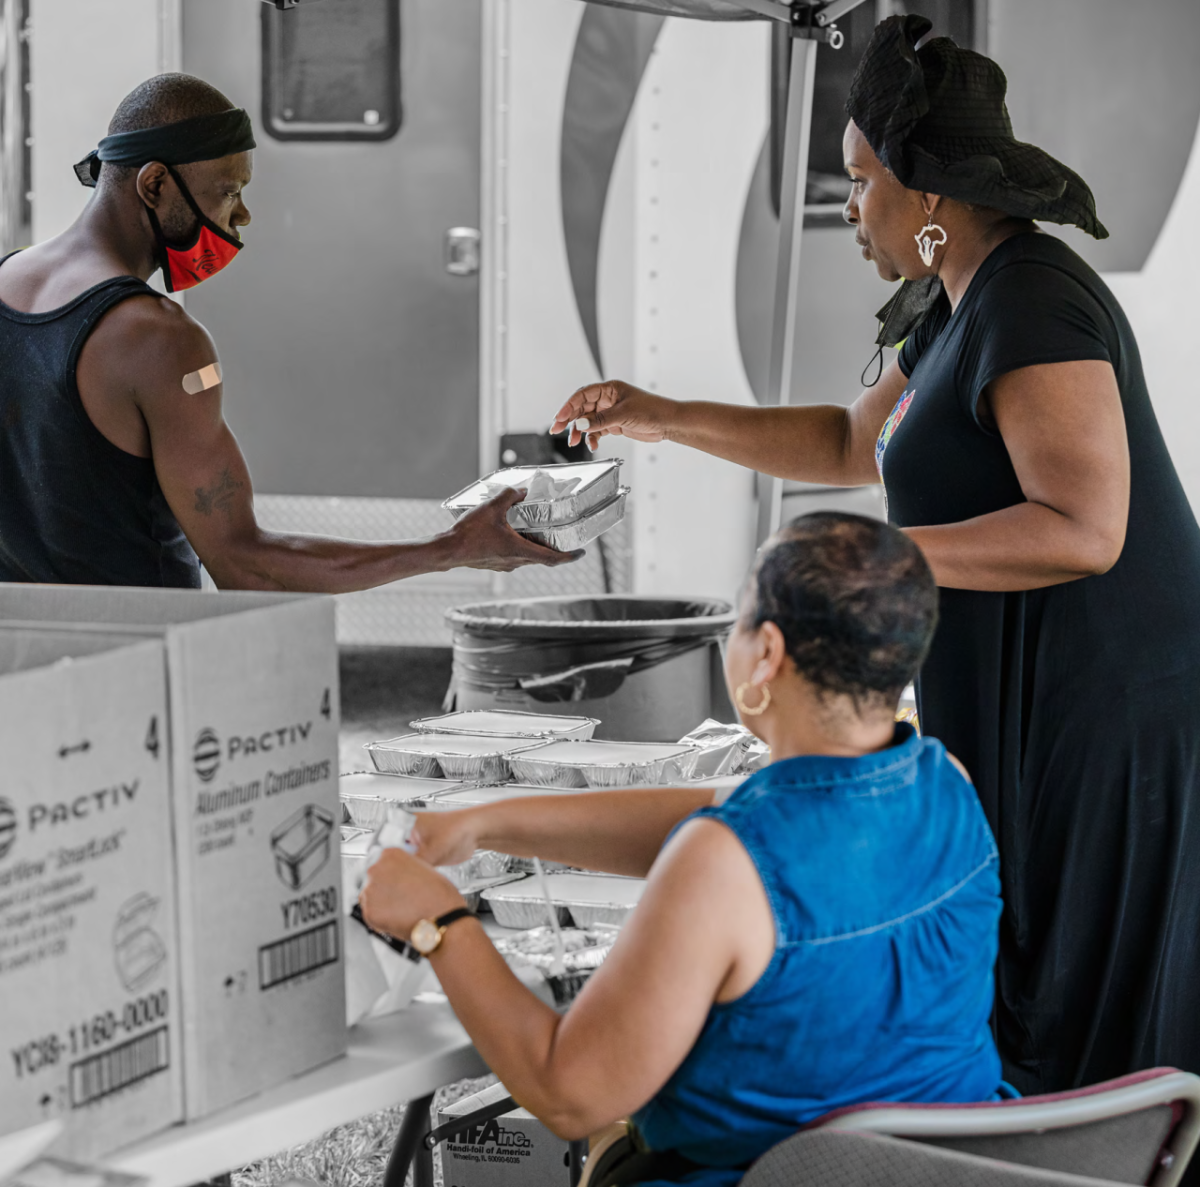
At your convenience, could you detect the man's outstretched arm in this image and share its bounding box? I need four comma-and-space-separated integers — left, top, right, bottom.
118, 303, 577, 591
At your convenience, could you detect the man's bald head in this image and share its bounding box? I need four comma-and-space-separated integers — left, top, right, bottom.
101, 74, 235, 187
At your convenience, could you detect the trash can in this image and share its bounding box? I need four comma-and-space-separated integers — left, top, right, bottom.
445, 595, 738, 743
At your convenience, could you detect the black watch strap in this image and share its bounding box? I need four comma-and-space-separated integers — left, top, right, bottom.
350, 903, 421, 963
435, 907, 476, 931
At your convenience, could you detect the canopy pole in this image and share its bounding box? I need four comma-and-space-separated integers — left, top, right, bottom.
755, 32, 817, 547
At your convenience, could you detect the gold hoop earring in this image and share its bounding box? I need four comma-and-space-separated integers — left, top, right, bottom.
914, 214, 948, 268
735, 682, 771, 717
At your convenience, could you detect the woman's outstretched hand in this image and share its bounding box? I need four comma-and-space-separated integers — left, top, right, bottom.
551, 381, 677, 451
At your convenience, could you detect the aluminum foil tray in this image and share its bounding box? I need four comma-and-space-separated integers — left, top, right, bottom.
428, 783, 588, 808
481, 876, 569, 928
678, 719, 760, 779
341, 773, 469, 827
508, 739, 700, 789
442, 459, 623, 529
366, 733, 540, 782
340, 826, 374, 904
522, 488, 628, 553
410, 709, 599, 741
493, 926, 615, 972
483, 872, 645, 928
456, 872, 524, 913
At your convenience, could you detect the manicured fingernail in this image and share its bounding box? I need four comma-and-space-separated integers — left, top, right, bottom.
575, 417, 590, 431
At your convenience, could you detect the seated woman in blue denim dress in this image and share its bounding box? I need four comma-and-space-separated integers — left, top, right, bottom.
361, 512, 1006, 1186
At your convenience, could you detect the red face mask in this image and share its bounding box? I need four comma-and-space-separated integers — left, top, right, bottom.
145, 167, 243, 293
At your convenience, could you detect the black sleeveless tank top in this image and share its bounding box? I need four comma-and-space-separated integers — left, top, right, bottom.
0, 263, 200, 588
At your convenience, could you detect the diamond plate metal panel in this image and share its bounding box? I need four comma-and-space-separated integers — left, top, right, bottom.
253, 494, 632, 646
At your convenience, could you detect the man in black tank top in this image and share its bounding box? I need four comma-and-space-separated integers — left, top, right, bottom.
0, 73, 575, 590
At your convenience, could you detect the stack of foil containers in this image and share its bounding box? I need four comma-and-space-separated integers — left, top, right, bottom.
441, 459, 628, 552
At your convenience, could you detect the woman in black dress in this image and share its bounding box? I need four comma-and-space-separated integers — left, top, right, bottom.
552, 15, 1200, 1100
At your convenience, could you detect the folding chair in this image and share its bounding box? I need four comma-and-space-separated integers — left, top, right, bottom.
747, 1067, 1200, 1187
579, 1068, 1200, 1187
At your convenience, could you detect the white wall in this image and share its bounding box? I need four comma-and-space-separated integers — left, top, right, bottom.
611, 17, 766, 599
488, 1, 767, 603
30, 0, 177, 243
1106, 117, 1200, 512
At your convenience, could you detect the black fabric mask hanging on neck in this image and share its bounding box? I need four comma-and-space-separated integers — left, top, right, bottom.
860, 276, 943, 386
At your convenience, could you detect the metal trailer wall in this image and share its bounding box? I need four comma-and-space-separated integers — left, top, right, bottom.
22, 0, 1200, 636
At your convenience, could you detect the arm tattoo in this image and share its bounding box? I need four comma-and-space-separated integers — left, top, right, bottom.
194, 468, 244, 517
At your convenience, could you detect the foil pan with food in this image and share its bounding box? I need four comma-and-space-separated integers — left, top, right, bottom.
508, 739, 700, 789
366, 732, 540, 782
493, 925, 618, 1008
521, 488, 629, 553
442, 459, 623, 529
482, 871, 645, 929
410, 708, 599, 741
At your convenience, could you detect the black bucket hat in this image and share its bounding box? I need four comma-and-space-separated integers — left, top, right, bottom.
846, 14, 1108, 240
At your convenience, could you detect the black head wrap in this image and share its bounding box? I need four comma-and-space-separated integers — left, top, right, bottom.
846, 15, 1107, 239
74, 108, 256, 187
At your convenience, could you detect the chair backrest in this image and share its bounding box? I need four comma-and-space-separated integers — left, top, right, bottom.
808, 1069, 1200, 1187
740, 1129, 1149, 1187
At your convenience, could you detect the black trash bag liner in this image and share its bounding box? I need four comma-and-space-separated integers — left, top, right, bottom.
446, 596, 736, 705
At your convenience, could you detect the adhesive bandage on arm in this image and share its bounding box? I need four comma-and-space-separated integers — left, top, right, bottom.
182, 362, 223, 395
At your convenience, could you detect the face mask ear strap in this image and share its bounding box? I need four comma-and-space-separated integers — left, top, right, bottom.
165, 166, 206, 220
164, 164, 243, 251
141, 203, 177, 294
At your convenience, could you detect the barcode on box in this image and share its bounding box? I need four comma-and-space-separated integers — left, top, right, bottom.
258, 920, 339, 989
70, 1026, 170, 1107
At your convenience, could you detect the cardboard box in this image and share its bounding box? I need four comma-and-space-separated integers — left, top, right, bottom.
0, 630, 184, 1159
0, 586, 348, 1120
439, 1082, 570, 1187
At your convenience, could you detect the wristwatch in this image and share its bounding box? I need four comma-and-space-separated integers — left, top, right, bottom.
410, 907, 475, 956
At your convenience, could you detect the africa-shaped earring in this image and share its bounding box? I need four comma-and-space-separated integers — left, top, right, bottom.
735, 682, 772, 717
914, 214, 948, 268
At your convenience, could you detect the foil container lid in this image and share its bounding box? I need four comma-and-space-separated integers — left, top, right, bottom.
484, 871, 645, 912
410, 709, 599, 740
340, 772, 469, 800
442, 459, 623, 526
367, 732, 544, 759
428, 783, 588, 807
514, 739, 698, 768
510, 739, 699, 784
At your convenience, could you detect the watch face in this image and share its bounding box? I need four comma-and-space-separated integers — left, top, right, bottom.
411, 918, 441, 955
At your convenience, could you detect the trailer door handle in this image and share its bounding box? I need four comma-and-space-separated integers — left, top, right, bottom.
445, 227, 481, 277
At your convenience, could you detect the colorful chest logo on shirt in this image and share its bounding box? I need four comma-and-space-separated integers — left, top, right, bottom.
875, 390, 914, 478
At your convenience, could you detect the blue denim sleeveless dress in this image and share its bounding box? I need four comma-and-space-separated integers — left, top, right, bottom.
630, 723, 1004, 1187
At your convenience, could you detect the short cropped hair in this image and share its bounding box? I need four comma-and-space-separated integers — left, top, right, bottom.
747, 512, 938, 709
101, 73, 235, 185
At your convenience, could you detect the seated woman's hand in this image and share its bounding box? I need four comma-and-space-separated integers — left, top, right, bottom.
359, 848, 467, 942
411, 808, 481, 868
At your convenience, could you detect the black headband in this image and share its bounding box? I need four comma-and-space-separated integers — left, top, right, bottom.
74, 108, 256, 187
